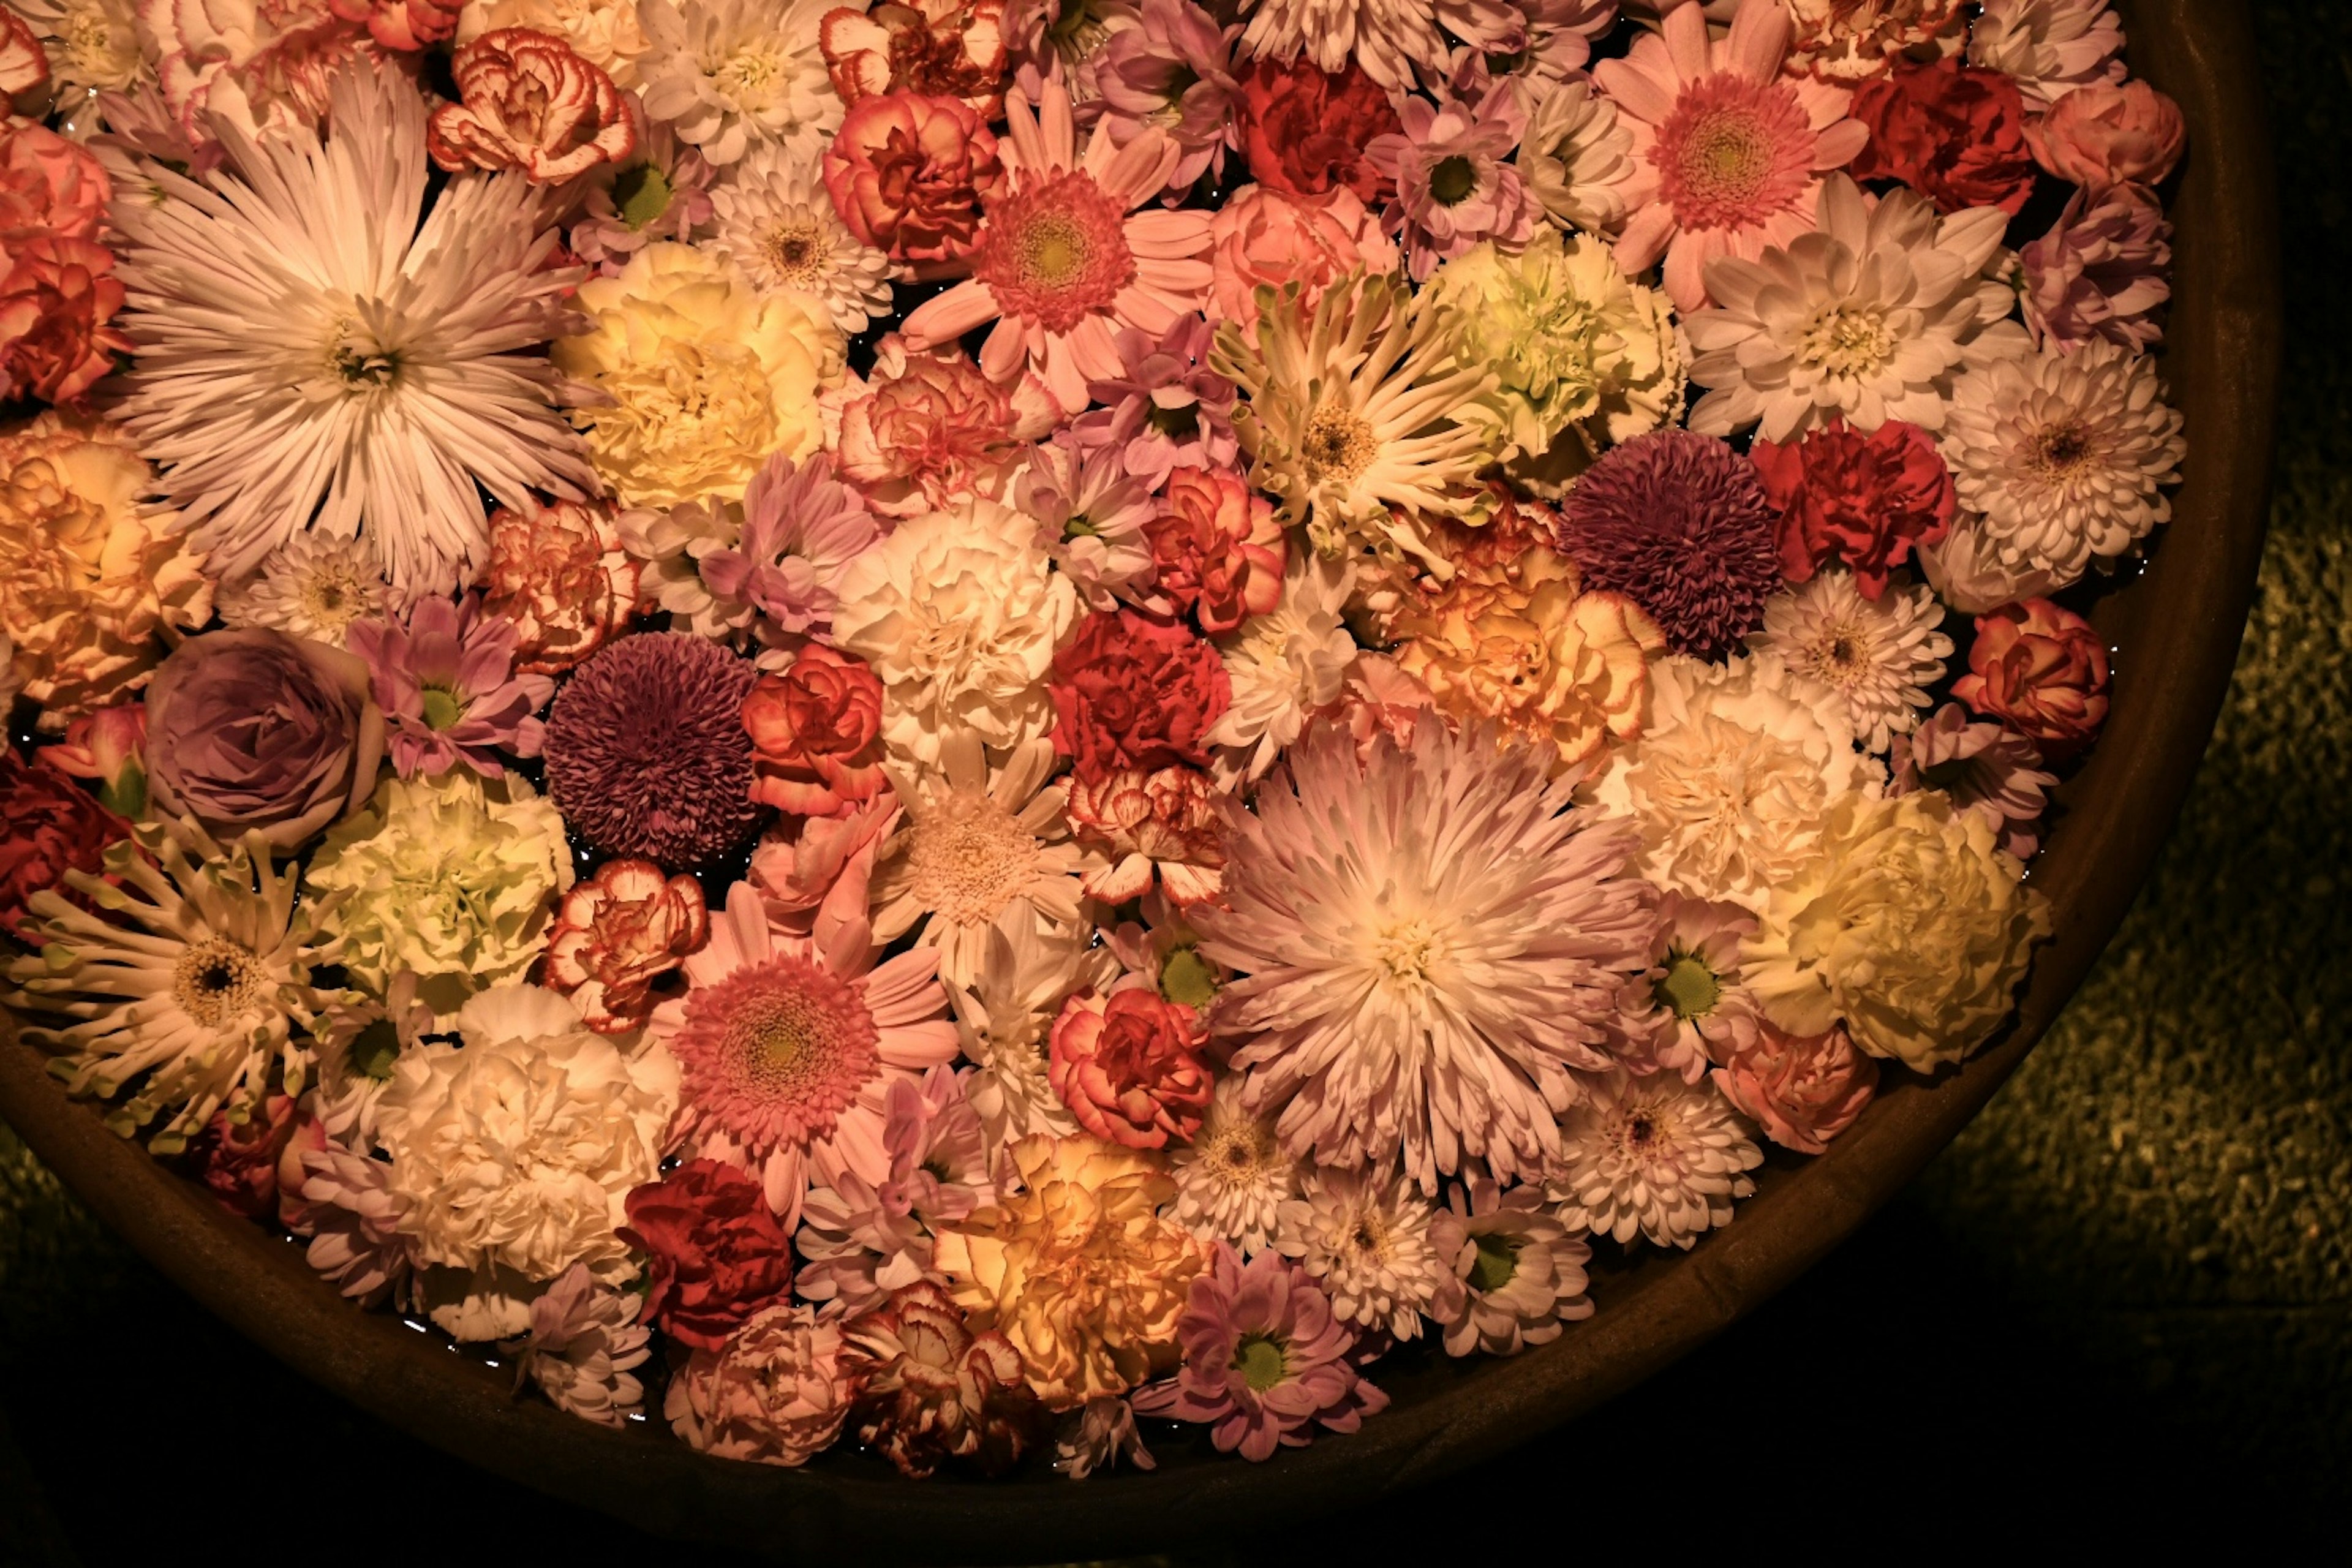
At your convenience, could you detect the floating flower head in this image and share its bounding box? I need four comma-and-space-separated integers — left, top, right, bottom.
843, 1279, 1043, 1477
1522, 76, 1640, 235
1065, 314, 1240, 489
567, 120, 718, 272
1273, 1164, 1460, 1340
830, 338, 1057, 520
1710, 1019, 1877, 1155
1235, 0, 1452, 92
1365, 87, 1538, 282
1016, 436, 1160, 611
1749, 570, 1951, 753
216, 534, 387, 649
636, 0, 842, 165
949, 921, 1118, 1144
503, 1262, 652, 1429
693, 451, 883, 654
1782, 0, 1966, 83
796, 1066, 992, 1313
541, 858, 711, 1035
2019, 183, 2171, 355
477, 499, 640, 676
1204, 551, 1360, 785
349, 596, 552, 782
707, 140, 894, 334
1750, 415, 1955, 598
1966, 0, 2124, 111
1167, 1075, 1299, 1257
668, 1301, 860, 1466
1049, 985, 1212, 1150
426, 26, 640, 183
743, 645, 890, 819
1095, 0, 1243, 196
1638, 891, 1765, 1082
822, 88, 1006, 273
1427, 1174, 1593, 1357
1890, 702, 2057, 861
1551, 1069, 1763, 1250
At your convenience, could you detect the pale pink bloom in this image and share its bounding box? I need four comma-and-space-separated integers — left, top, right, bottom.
1629, 891, 1764, 1083
1966, 0, 2123, 111
1204, 183, 1398, 334
1595, 0, 1868, 309
795, 1066, 992, 1313
1365, 87, 1539, 281
1064, 314, 1239, 489
651, 882, 960, 1228
1325, 652, 1436, 767
1890, 701, 2057, 861
748, 794, 901, 937
347, 595, 552, 780
501, 1261, 652, 1428
2024, 78, 2184, 190
295, 1137, 415, 1308
666, 1302, 861, 1466
1427, 1173, 1592, 1357
696, 451, 883, 650
1095, 0, 1243, 198
327, 0, 460, 51
1015, 437, 1161, 611
1437, 0, 1619, 103
827, 335, 1058, 518
2019, 182, 2170, 354
0, 122, 111, 244
1710, 1019, 1877, 1153
900, 78, 1217, 415
568, 121, 717, 274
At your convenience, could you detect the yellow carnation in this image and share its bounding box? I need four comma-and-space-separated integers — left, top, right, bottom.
1740, 791, 2052, 1071
932, 1133, 1204, 1411
0, 412, 213, 728
553, 243, 843, 509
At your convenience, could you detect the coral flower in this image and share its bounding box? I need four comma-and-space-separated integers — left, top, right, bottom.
742, 645, 891, 818
1594, 0, 1868, 309
900, 79, 1216, 415
1048, 986, 1213, 1149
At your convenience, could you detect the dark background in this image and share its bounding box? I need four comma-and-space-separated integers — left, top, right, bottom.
5, 3, 2345, 1559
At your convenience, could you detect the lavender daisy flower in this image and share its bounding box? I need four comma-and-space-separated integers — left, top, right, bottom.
2020, 182, 2173, 354
1364, 87, 1539, 281
695, 451, 883, 661
1891, 702, 2060, 860
1068, 315, 1240, 490
1095, 0, 1244, 200
1014, 436, 1162, 611
349, 597, 553, 781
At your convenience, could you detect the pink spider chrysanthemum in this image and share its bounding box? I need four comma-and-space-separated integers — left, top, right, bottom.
1595, 0, 1868, 311
652, 882, 960, 1229
899, 78, 1216, 415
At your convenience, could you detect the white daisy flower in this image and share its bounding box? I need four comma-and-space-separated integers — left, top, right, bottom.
1550, 1071, 1763, 1250
636, 0, 844, 166
215, 534, 391, 648
1169, 1076, 1302, 1257
707, 141, 894, 334
1750, 570, 1952, 753
1274, 1164, 1463, 1341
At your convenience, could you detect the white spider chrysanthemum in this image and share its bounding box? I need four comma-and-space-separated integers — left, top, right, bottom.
1685, 175, 2027, 443
105, 64, 597, 597
1235, 0, 1461, 92
1938, 339, 2186, 582
1169, 1076, 1301, 1257
1213, 270, 1501, 572
1588, 652, 1878, 911
1966, 0, 2125, 110
1273, 1164, 1461, 1340
1204, 552, 1357, 785
870, 732, 1097, 989
1521, 75, 1638, 236
2, 825, 336, 1156
214, 533, 391, 647
636, 0, 846, 167
707, 142, 893, 334
1550, 1071, 1763, 1250
947, 921, 1117, 1145
1750, 571, 1952, 753
1195, 719, 1660, 1193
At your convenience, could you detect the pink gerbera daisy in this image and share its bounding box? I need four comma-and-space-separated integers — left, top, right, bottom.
899, 78, 1216, 415
1595, 0, 1868, 311
652, 882, 960, 1228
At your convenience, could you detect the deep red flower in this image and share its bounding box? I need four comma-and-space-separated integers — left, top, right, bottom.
1849, 58, 2035, 215
1750, 417, 1956, 598
0, 748, 128, 943
1048, 608, 1230, 784
620, 1158, 797, 1352
1234, 55, 1399, 205
742, 646, 889, 818
1952, 598, 2110, 760
1049, 986, 1213, 1150
1145, 466, 1285, 635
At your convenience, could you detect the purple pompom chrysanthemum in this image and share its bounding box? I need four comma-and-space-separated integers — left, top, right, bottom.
1556, 429, 1783, 660
545, 633, 765, 869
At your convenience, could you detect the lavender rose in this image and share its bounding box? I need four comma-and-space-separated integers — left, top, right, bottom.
145, 628, 386, 851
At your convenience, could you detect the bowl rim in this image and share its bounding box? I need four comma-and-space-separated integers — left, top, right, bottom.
0, 0, 2282, 1558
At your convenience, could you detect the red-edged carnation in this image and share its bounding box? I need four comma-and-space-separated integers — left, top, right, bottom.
1049, 986, 1213, 1150
479, 499, 640, 676
426, 28, 639, 183
0, 9, 46, 98
1234, 55, 1398, 204
0, 235, 130, 404
1147, 467, 1286, 635
821, 90, 1005, 273
1751, 418, 1956, 598
1849, 58, 2036, 215
0, 748, 127, 943
820, 0, 1009, 119
742, 646, 889, 818
620, 1157, 797, 1352
1952, 597, 2109, 760
0, 121, 111, 245
1710, 1022, 1878, 1156
326, 0, 459, 51
1066, 763, 1226, 907
542, 858, 710, 1035
1049, 608, 1230, 783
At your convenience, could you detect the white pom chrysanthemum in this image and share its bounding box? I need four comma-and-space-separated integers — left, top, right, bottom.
1550, 1071, 1763, 1250
1750, 571, 1952, 753
1204, 552, 1359, 785
1196, 718, 1660, 1193
214, 533, 391, 648
1274, 1164, 1462, 1340
1169, 1076, 1302, 1257
1939, 339, 2186, 583
105, 63, 598, 597
1589, 652, 1879, 912
707, 142, 893, 334
636, 0, 844, 166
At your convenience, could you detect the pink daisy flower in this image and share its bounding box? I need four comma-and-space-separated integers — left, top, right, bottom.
652, 882, 960, 1229
899, 78, 1216, 415
348, 595, 552, 780
1595, 0, 1869, 311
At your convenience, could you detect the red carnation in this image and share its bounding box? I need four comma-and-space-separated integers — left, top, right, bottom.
743, 646, 889, 818
0, 749, 129, 943
1049, 987, 1213, 1150
1146, 466, 1286, 635
0, 234, 130, 404
620, 1158, 797, 1352
1952, 598, 2109, 760
1049, 608, 1230, 784
822, 90, 1004, 272
1751, 418, 1955, 598
1234, 55, 1399, 205
1850, 58, 2036, 215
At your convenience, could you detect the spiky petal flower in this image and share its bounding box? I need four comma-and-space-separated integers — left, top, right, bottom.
216, 533, 389, 648
636, 0, 843, 165
106, 63, 597, 597
3, 823, 334, 1155
1550, 1070, 1763, 1250
1196, 720, 1660, 1193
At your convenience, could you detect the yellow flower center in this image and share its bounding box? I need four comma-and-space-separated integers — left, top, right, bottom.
1300, 404, 1378, 488
172, 937, 268, 1028
1800, 307, 1898, 379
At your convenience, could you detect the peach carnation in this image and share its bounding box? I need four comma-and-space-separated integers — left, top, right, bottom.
1049, 986, 1213, 1150
478, 499, 639, 675
1064, 763, 1226, 907
1204, 184, 1397, 337
0, 121, 111, 244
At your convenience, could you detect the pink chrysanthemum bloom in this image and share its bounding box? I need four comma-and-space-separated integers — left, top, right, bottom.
1129, 1241, 1388, 1462
899, 78, 1216, 415
652, 882, 960, 1227
568, 121, 718, 275
1364, 88, 1539, 282
796, 1065, 992, 1314
2019, 183, 2171, 355
1014, 436, 1161, 611
1636, 892, 1765, 1083
349, 595, 552, 780
1427, 1173, 1593, 1357
1550, 1068, 1763, 1250
1095, 0, 1243, 199
1595, 0, 1868, 309
1065, 315, 1240, 491
1890, 702, 2058, 861
1439, 0, 1619, 104
695, 451, 883, 654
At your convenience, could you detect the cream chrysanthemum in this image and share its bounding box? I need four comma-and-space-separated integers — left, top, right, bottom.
1588, 652, 1877, 911
1550, 1071, 1763, 1250
1522, 76, 1639, 236
1213, 270, 1500, 573
831, 496, 1078, 764
107, 64, 598, 597
1196, 719, 1660, 1193
1273, 1164, 1460, 1340
636, 0, 845, 165
216, 533, 390, 648
1749, 570, 1951, 753
3, 825, 334, 1156
707, 142, 894, 334
948, 922, 1118, 1145
1168, 1076, 1302, 1257
1204, 552, 1359, 785
1235, 0, 1451, 92
1686, 175, 2026, 443
1740, 790, 2052, 1071
1966, 0, 2125, 110
1938, 339, 2186, 583
554, 241, 845, 510
870, 733, 1095, 988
